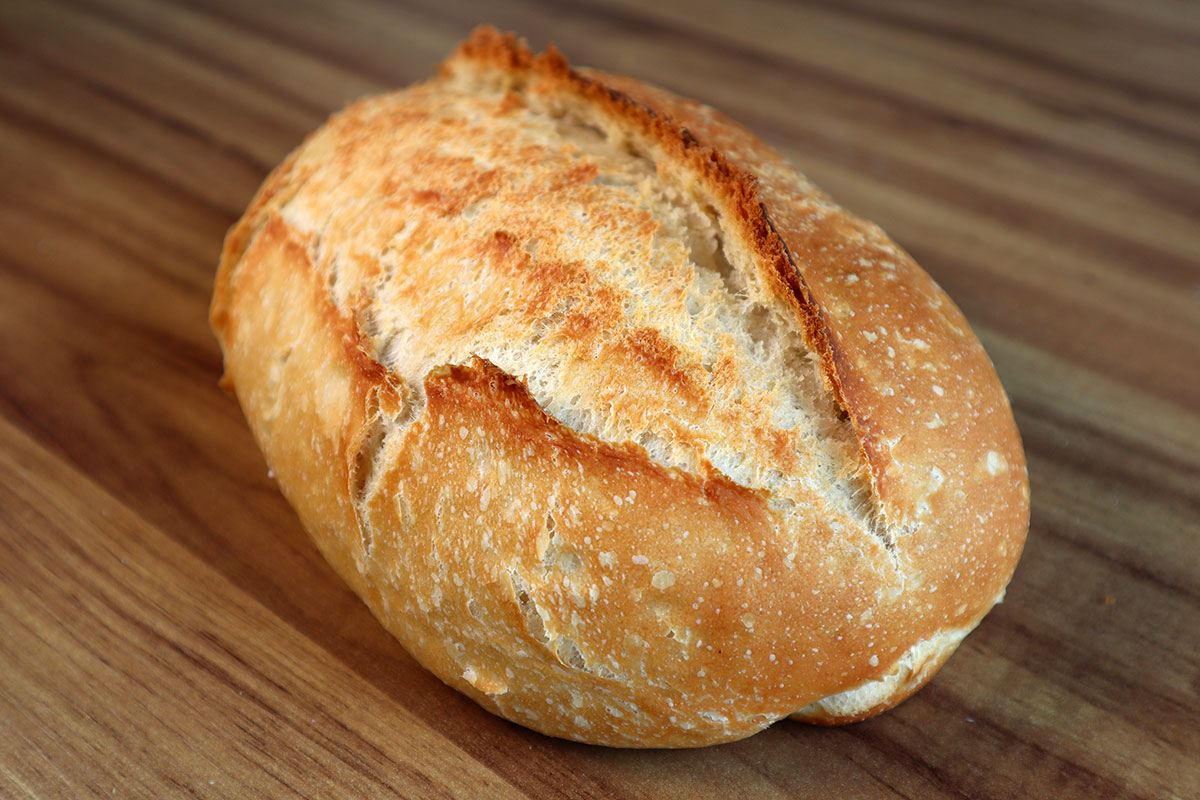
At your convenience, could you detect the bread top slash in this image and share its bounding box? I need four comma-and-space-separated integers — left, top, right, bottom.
211, 27, 1029, 745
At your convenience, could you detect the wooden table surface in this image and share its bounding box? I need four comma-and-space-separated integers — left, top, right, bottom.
2, 0, 1198, 797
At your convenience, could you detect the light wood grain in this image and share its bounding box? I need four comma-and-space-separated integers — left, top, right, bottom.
1, 0, 1197, 797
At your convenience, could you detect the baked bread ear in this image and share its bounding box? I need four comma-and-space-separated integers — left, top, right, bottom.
210, 27, 1029, 747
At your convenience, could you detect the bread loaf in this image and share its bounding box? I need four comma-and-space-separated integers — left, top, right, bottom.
210, 27, 1029, 748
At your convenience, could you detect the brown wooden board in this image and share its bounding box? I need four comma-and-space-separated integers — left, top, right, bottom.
1, 1, 1197, 797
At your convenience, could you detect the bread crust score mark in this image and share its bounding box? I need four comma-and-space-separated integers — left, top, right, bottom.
210, 27, 1029, 747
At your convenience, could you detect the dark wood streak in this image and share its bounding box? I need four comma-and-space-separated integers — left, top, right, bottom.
0, 253, 217, 388
917, 55, 1200, 156
1015, 400, 1200, 509
0, 93, 238, 221
169, 0, 425, 87
0, 198, 215, 306
55, 0, 342, 119
1001, 0, 1200, 49
904, 688, 1135, 799
1029, 512, 1200, 607
866, 731, 1007, 800
985, 604, 1197, 750
827, 749, 916, 800
194, 629, 437, 791
795, 0, 1200, 112
16, 36, 275, 179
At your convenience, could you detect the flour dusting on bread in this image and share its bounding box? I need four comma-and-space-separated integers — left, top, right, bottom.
211, 27, 1029, 747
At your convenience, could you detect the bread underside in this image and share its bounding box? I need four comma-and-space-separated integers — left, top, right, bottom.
210, 28, 1029, 747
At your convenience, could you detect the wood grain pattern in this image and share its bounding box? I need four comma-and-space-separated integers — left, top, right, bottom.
1, 0, 1196, 796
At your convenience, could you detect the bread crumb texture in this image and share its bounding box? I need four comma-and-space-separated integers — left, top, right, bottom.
210, 27, 1028, 747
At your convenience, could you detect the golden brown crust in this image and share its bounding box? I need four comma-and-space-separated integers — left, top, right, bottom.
210, 26, 1029, 747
